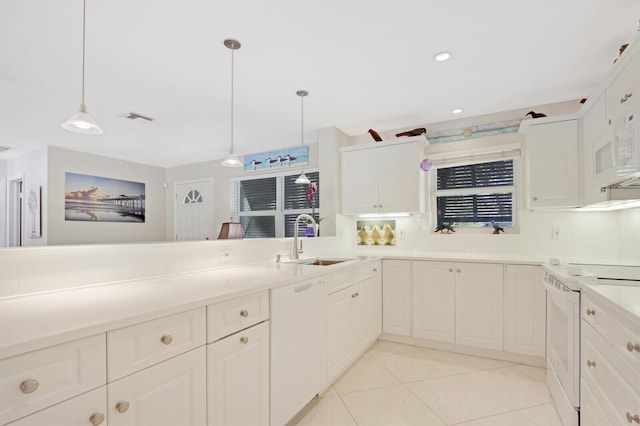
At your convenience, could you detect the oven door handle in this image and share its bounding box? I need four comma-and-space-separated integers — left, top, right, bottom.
543, 279, 579, 304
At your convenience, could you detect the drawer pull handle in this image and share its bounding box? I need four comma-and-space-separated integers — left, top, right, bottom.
89, 412, 106, 426
115, 401, 130, 414
373, 268, 378, 272
351, 293, 356, 298
627, 341, 635, 352
161, 334, 173, 345
625, 412, 639, 423
586, 360, 596, 367
19, 379, 39, 394
586, 308, 596, 316
240, 309, 249, 318
240, 336, 249, 344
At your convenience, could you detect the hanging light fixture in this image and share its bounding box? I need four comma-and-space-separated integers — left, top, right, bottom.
62, 0, 103, 135
221, 39, 243, 167
294, 90, 310, 184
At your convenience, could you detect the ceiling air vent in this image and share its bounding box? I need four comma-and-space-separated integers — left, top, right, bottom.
119, 112, 154, 122
0, 146, 12, 153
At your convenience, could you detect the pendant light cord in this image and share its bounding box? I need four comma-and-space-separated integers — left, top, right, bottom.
300, 94, 304, 147
81, 0, 86, 106
230, 45, 234, 155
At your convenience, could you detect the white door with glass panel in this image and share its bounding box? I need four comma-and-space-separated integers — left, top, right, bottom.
174, 179, 213, 241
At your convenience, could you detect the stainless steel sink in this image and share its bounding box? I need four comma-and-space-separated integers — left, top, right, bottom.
298, 258, 352, 266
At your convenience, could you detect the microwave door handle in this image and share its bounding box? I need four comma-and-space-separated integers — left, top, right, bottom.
543, 279, 579, 304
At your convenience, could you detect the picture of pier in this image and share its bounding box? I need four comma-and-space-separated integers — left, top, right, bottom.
65, 172, 146, 222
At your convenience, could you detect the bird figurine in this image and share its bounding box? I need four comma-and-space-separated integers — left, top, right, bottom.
491, 221, 505, 234
435, 224, 455, 233
370, 226, 381, 245
580, 98, 587, 104
614, 43, 629, 63
396, 127, 427, 137
368, 129, 383, 142
525, 111, 547, 119
249, 159, 262, 170
358, 226, 368, 245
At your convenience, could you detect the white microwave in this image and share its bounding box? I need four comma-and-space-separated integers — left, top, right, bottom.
593, 88, 640, 188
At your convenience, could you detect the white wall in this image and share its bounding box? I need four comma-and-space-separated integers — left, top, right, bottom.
0, 159, 6, 246
46, 147, 166, 245
165, 143, 320, 240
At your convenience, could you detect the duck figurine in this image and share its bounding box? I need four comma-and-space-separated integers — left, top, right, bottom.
382, 224, 395, 245
435, 224, 455, 233
491, 220, 505, 234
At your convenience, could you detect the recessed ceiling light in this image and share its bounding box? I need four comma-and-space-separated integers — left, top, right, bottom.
451, 108, 463, 114
434, 51, 451, 62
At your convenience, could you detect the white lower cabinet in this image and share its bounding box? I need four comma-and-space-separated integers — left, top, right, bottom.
7, 387, 107, 426
504, 265, 546, 357
207, 321, 269, 426
328, 279, 373, 381
412, 261, 456, 343
382, 259, 412, 336
454, 263, 504, 350
107, 346, 207, 426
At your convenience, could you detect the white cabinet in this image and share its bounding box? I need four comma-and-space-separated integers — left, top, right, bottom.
580, 290, 640, 425
341, 138, 426, 214
455, 262, 504, 351
108, 346, 206, 426
382, 259, 412, 336
504, 265, 546, 357
522, 118, 580, 209
328, 262, 381, 383
605, 47, 640, 119
582, 92, 613, 205
412, 261, 455, 343
206, 291, 269, 426
0, 334, 106, 425
6, 387, 107, 426
207, 321, 269, 426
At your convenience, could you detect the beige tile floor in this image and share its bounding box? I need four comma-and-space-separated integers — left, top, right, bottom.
292, 340, 562, 426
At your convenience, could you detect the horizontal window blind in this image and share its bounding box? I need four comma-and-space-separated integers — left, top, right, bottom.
284, 172, 319, 210
437, 193, 513, 225
437, 160, 513, 190
239, 216, 276, 238
236, 177, 277, 212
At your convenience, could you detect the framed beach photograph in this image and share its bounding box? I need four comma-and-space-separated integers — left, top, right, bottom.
243, 145, 309, 171
65, 172, 146, 222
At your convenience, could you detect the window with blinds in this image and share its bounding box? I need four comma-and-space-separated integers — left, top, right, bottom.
435, 159, 515, 229
233, 171, 319, 238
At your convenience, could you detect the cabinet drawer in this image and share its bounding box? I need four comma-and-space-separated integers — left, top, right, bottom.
614, 319, 640, 375
580, 378, 612, 426
351, 263, 372, 284
207, 291, 269, 342
7, 386, 107, 426
107, 308, 206, 382
582, 293, 611, 343
0, 334, 106, 425
327, 271, 351, 294
582, 321, 640, 425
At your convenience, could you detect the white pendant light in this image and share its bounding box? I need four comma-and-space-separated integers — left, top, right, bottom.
221, 39, 243, 167
62, 0, 102, 135
295, 90, 310, 184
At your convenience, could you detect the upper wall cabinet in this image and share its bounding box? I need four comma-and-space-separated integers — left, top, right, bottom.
520, 117, 580, 209
340, 136, 427, 214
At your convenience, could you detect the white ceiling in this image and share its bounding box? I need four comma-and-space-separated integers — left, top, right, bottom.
1, 0, 639, 168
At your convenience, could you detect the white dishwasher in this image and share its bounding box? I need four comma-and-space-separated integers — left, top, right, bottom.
270, 277, 328, 426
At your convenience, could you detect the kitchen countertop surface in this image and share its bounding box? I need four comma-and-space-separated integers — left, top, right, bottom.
0, 256, 374, 360
581, 280, 640, 326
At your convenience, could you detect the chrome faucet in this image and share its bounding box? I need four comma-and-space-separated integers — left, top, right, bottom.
291, 214, 316, 260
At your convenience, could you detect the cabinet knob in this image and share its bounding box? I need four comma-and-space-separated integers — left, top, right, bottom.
240, 336, 249, 344
373, 204, 378, 208
115, 401, 130, 414
351, 293, 357, 298
629, 342, 640, 353
89, 412, 106, 426
625, 412, 640, 423
532, 196, 538, 202
19, 378, 39, 394
457, 269, 461, 273
449, 268, 453, 272
161, 334, 173, 345
586, 360, 596, 368
586, 308, 596, 316
373, 268, 378, 272
240, 309, 249, 318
